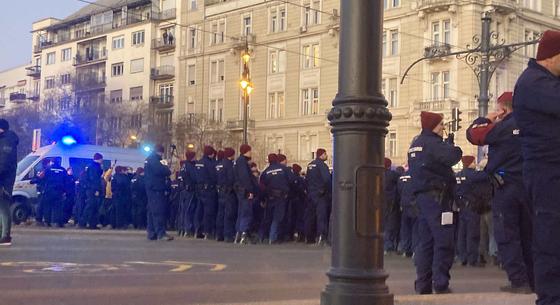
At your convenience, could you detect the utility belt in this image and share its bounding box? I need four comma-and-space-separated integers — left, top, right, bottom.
267, 188, 288, 200
417, 187, 451, 210
196, 184, 215, 191
217, 185, 234, 194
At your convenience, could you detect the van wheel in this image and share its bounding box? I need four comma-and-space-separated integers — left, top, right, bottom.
11, 201, 30, 225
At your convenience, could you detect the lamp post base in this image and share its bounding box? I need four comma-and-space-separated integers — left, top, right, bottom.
321, 268, 393, 305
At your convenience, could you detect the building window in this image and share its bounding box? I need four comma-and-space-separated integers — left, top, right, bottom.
243, 16, 252, 36
110, 89, 123, 104
432, 22, 440, 46
268, 92, 285, 119
45, 99, 55, 111
109, 117, 123, 129
430, 71, 450, 100
390, 30, 399, 56
130, 58, 144, 73
210, 59, 225, 83
60, 73, 71, 85
443, 20, 451, 45
269, 50, 286, 74
132, 30, 145, 46
302, 88, 319, 116
46, 52, 56, 65
189, 27, 197, 49
302, 0, 321, 26
442, 71, 450, 99
522, 0, 541, 11
131, 114, 142, 128
61, 48, 72, 62
384, 0, 399, 9
432, 20, 451, 46
130, 86, 143, 101
190, 0, 197, 10
270, 5, 287, 33
388, 78, 398, 107
60, 97, 71, 111
387, 132, 397, 157
382, 32, 387, 57
187, 64, 196, 85
159, 83, 174, 101
210, 20, 225, 45
525, 30, 540, 57
299, 134, 318, 161
209, 98, 224, 122
431, 72, 440, 100
112, 35, 124, 49
302, 43, 320, 69
280, 7, 287, 31
112, 62, 124, 77
45, 77, 55, 89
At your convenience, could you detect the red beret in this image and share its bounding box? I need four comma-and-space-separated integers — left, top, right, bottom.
421, 111, 443, 131
537, 30, 560, 61
292, 164, 302, 174
316, 148, 326, 158
384, 158, 392, 169
462, 156, 476, 168
185, 151, 196, 161
203, 145, 216, 156
277, 154, 287, 163
497, 92, 513, 104
268, 153, 278, 164
240, 144, 252, 155
224, 147, 235, 158
217, 150, 225, 160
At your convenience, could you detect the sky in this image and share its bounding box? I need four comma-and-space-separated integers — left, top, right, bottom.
0, 0, 86, 72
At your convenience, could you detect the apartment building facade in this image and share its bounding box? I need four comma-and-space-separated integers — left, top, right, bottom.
0, 64, 31, 112
30, 0, 182, 145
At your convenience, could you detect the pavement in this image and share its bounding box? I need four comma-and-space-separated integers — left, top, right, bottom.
0, 227, 536, 305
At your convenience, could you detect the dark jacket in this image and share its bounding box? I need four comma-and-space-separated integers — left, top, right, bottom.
455, 168, 490, 204
194, 156, 217, 187
216, 158, 235, 189
84, 161, 104, 194
408, 129, 462, 194
397, 173, 414, 209
466, 114, 523, 176
513, 58, 560, 168
112, 173, 132, 201
43, 164, 68, 197
144, 153, 172, 192
384, 169, 400, 205
306, 158, 331, 197
131, 174, 147, 202
0, 130, 19, 194
178, 160, 197, 191
260, 163, 291, 195
233, 155, 257, 194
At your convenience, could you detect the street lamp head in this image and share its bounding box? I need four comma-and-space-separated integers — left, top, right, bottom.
187, 143, 195, 150
240, 79, 249, 90
242, 52, 251, 64
130, 135, 138, 141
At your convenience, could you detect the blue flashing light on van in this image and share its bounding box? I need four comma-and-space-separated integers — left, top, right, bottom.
61, 135, 77, 146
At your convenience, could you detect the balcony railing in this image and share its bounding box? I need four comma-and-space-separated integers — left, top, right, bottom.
9, 92, 27, 103
150, 66, 175, 80
424, 43, 452, 58
74, 49, 108, 66
152, 38, 176, 51
28, 91, 40, 101
155, 8, 177, 20
74, 75, 106, 92
226, 119, 256, 131
413, 98, 459, 112
150, 95, 174, 109
26, 65, 41, 78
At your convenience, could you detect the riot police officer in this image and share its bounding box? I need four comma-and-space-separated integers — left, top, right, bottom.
305, 148, 332, 246
112, 166, 132, 229
216, 148, 237, 242
289, 164, 307, 242
0, 119, 18, 245
383, 158, 401, 254
195, 146, 218, 239
468, 92, 533, 293
41, 158, 68, 227
178, 151, 198, 237
397, 171, 416, 258
131, 168, 147, 229
455, 156, 490, 267
408, 111, 462, 294
144, 144, 173, 241
234, 144, 258, 244
80, 153, 105, 230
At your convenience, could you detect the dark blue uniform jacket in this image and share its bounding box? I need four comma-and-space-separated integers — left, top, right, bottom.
306, 159, 331, 196
144, 153, 171, 192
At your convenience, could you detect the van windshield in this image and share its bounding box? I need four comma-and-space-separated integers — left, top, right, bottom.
16, 155, 39, 176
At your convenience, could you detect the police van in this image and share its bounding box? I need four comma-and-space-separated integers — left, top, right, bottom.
11, 143, 148, 224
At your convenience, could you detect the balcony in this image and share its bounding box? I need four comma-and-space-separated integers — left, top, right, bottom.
74, 49, 108, 66
424, 43, 452, 58
26, 65, 41, 78
74, 75, 106, 92
488, 0, 517, 12
226, 119, 255, 131
155, 8, 176, 20
150, 66, 175, 80
33, 41, 54, 53
27, 91, 40, 101
413, 98, 459, 112
152, 38, 176, 52
150, 95, 174, 109
417, 0, 458, 13
9, 92, 27, 103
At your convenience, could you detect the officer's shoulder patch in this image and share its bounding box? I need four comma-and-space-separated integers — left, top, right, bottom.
408, 146, 423, 153
1, 145, 12, 153
513, 129, 520, 135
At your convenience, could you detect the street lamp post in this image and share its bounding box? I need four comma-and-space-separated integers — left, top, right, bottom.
322, 1, 393, 305
240, 46, 253, 145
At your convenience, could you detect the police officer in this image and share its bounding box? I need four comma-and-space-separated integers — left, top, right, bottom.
454, 156, 490, 267
216, 148, 237, 242
63, 167, 76, 224
30, 159, 50, 226
289, 164, 307, 243
234, 144, 258, 244
41, 158, 68, 227
513, 30, 560, 303
112, 166, 132, 229
0, 119, 18, 246
195, 146, 218, 240
131, 168, 147, 229
467, 92, 533, 293
408, 111, 462, 294
74, 170, 88, 227
397, 170, 416, 258
276, 154, 298, 242
305, 148, 332, 246
384, 158, 401, 254
179, 151, 198, 237
144, 144, 173, 241
79, 153, 104, 230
